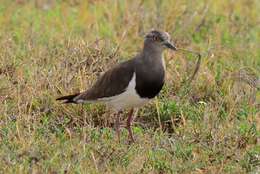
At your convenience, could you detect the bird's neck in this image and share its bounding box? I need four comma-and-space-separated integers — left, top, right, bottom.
142, 43, 163, 61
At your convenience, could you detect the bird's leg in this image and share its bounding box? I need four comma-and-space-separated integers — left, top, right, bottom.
115, 111, 122, 142
126, 108, 135, 143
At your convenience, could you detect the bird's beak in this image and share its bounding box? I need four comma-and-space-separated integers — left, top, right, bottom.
164, 41, 177, 50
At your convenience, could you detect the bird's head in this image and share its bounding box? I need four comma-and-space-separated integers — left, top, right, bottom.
144, 30, 177, 51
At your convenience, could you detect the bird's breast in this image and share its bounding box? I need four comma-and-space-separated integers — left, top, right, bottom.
135, 68, 165, 99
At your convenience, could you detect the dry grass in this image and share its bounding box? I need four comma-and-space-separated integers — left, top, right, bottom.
0, 0, 259, 173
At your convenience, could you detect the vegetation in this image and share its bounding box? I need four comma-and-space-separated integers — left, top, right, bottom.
0, 0, 259, 173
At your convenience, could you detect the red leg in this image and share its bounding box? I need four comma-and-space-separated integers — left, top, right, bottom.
115, 111, 122, 142
126, 108, 135, 143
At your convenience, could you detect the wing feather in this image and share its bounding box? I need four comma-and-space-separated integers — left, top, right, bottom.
74, 60, 135, 102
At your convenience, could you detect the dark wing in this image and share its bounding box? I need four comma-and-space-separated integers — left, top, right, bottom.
74, 59, 135, 102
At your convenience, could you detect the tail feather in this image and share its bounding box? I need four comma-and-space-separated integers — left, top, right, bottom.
56, 93, 80, 104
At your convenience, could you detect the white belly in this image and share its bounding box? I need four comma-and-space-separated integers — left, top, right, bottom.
98, 73, 150, 111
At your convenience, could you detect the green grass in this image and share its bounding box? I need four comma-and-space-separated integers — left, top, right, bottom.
0, 0, 259, 173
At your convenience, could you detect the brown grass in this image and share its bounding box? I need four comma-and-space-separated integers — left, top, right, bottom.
0, 0, 259, 173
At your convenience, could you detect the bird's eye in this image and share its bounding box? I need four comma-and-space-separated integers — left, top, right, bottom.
153, 36, 159, 41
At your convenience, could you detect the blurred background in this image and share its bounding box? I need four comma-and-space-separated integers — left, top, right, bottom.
0, 0, 259, 173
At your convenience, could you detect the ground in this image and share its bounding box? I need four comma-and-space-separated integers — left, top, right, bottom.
0, 0, 259, 173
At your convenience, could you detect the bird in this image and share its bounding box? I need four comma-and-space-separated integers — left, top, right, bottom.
57, 30, 177, 143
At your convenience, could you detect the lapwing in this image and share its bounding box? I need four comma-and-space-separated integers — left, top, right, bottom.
57, 30, 177, 143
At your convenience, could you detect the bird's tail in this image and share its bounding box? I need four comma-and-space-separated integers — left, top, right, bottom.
56, 93, 80, 104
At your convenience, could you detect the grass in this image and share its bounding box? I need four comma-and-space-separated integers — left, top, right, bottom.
0, 0, 259, 173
